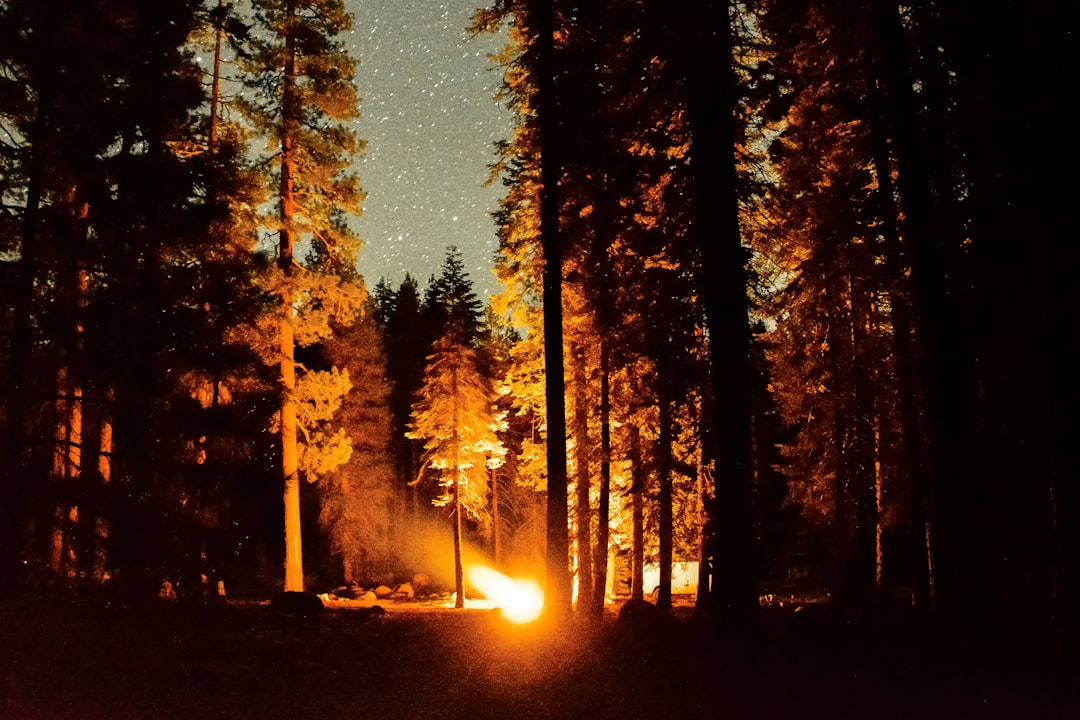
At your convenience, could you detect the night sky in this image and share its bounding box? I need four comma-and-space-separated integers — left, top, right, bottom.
346, 1, 512, 299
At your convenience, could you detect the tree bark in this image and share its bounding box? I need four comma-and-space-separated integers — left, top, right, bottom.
453, 475, 465, 608
452, 364, 465, 608
681, 0, 758, 631
92, 394, 113, 584
657, 396, 674, 611
629, 424, 646, 602
572, 344, 593, 611
208, 0, 224, 149
866, 99, 935, 615
873, 0, 982, 618
491, 466, 501, 567
849, 262, 878, 616
591, 339, 612, 615
279, 0, 303, 593
535, 0, 572, 621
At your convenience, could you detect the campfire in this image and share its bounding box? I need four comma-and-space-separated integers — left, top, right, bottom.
464, 565, 543, 623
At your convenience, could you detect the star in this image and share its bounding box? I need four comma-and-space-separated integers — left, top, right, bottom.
347, 0, 512, 298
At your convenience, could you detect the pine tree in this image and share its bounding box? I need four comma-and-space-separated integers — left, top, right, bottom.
371, 274, 429, 498
240, 0, 365, 591
425, 246, 485, 348
0, 0, 277, 591
408, 338, 506, 607
476, 0, 718, 617
319, 310, 396, 584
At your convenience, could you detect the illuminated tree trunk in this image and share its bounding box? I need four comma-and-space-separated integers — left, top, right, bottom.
591, 341, 611, 615
452, 364, 465, 608
491, 466, 501, 567
92, 394, 113, 584
49, 365, 75, 577
657, 396, 674, 611
874, 414, 883, 595
278, 0, 303, 593
629, 424, 645, 602
452, 474, 465, 608
572, 344, 593, 611
208, 0, 224, 149
280, 316, 302, 592
50, 254, 88, 579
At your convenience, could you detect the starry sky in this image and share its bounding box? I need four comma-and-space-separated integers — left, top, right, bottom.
346, 1, 512, 300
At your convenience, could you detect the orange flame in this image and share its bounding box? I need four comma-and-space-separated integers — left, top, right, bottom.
466, 565, 544, 623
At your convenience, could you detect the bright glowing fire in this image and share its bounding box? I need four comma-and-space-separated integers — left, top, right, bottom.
466, 565, 544, 623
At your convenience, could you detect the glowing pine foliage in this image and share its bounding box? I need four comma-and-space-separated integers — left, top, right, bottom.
408, 337, 507, 523
239, 0, 365, 591
318, 312, 397, 584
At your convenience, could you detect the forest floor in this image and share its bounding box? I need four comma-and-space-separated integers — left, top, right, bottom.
1, 593, 1077, 719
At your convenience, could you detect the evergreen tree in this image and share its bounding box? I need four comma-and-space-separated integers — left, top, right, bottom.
475, 0, 718, 617
425, 246, 485, 347
319, 310, 396, 584
240, 0, 365, 591
0, 0, 274, 591
372, 274, 429, 496
408, 337, 506, 607
758, 2, 900, 612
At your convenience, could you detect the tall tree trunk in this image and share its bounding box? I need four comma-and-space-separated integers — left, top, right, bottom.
873, 412, 884, 596
92, 393, 113, 584
696, 379, 716, 610
452, 473, 465, 608
629, 424, 646, 602
279, 0, 303, 592
452, 364, 465, 608
572, 344, 593, 611
491, 466, 501, 567
49, 365, 74, 577
849, 263, 878, 617
208, 0, 224, 149
873, 0, 981, 619
824, 282, 852, 609
535, 0, 571, 620
682, 0, 758, 631
591, 339, 611, 615
866, 95, 934, 615
657, 395, 674, 612
50, 221, 89, 580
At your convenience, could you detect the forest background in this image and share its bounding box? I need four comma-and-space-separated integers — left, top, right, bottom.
0, 0, 1076, 633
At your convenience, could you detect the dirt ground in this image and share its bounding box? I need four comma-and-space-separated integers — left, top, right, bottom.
1, 595, 1077, 719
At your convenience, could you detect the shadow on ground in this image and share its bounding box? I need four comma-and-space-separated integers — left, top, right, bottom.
1, 595, 1076, 719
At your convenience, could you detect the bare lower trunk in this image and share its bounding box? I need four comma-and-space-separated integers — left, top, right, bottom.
572, 345, 592, 611
591, 343, 611, 615
453, 471, 465, 608
657, 396, 673, 611
281, 311, 302, 592
279, 0, 303, 593
452, 366, 465, 608
629, 424, 645, 602
492, 466, 501, 567
682, 0, 758, 631
92, 395, 113, 583
874, 416, 884, 595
